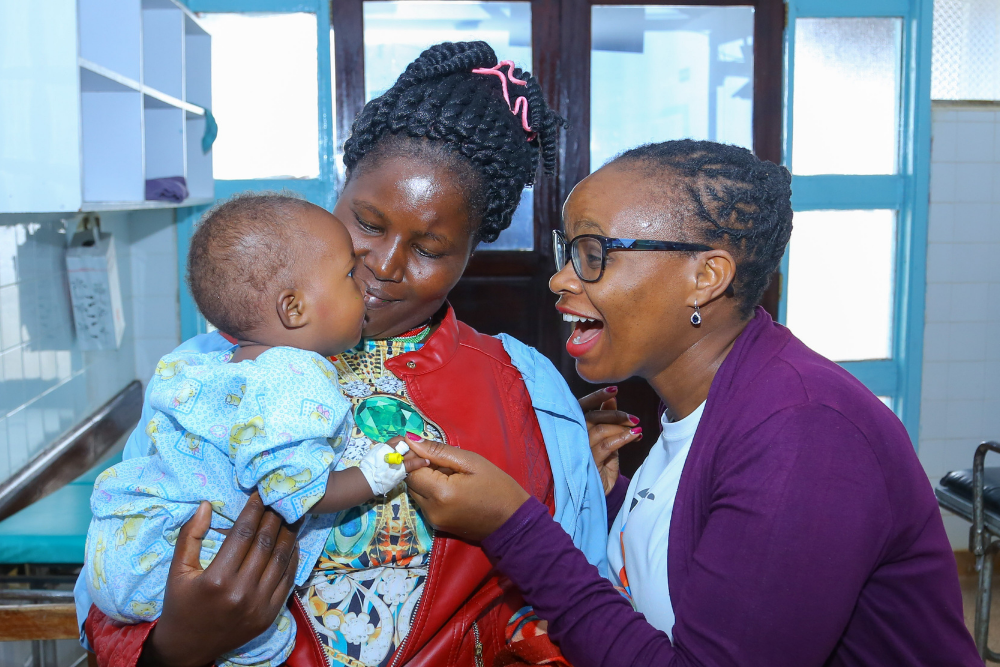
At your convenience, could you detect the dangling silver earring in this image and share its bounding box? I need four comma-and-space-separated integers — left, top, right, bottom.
690, 301, 702, 326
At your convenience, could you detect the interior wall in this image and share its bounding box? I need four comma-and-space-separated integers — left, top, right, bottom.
0, 208, 181, 486
0, 211, 136, 484
129, 209, 181, 381
920, 101, 1000, 548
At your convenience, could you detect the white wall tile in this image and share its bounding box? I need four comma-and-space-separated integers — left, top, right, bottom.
919, 437, 980, 478
989, 204, 1000, 242
922, 322, 950, 361
132, 295, 179, 342
949, 281, 989, 322
946, 361, 987, 399
953, 202, 992, 243
986, 282, 1000, 322
922, 104, 1000, 548
947, 321, 987, 361
961, 242, 994, 283
925, 243, 954, 283
924, 283, 950, 322
945, 399, 984, 439
983, 321, 1000, 361
928, 202, 955, 243
934, 108, 959, 123
942, 511, 972, 549
930, 162, 956, 202
955, 120, 995, 163
922, 361, 950, 399
933, 121, 958, 163
129, 209, 180, 384
954, 162, 994, 202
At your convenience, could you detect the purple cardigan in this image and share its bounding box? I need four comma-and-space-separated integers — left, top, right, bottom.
484, 308, 980, 666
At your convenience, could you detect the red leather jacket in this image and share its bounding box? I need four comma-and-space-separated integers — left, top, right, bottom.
86, 307, 568, 667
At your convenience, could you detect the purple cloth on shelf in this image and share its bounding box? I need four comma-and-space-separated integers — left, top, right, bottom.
145, 176, 188, 203
483, 307, 980, 667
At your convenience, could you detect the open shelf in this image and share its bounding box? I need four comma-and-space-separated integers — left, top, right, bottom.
81, 90, 144, 203
185, 15, 213, 200
80, 198, 214, 213
0, 0, 213, 213
185, 16, 212, 109
144, 103, 184, 183
79, 62, 141, 94
78, 0, 141, 82
76, 0, 212, 210
142, 0, 184, 100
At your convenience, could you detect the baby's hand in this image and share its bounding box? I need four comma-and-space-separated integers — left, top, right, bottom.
358, 439, 427, 496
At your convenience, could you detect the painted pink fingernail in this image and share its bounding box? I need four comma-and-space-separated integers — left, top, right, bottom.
630, 427, 642, 435
628, 415, 640, 425
406, 432, 421, 442
607, 386, 618, 393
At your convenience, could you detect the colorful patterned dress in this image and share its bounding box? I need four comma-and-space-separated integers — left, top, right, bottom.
298, 326, 439, 667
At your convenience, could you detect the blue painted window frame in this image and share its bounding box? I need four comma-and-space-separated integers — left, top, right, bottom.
176, 0, 336, 339
778, 0, 933, 442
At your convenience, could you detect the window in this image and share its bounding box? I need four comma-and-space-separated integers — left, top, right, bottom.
932, 0, 1000, 100
781, 1, 934, 439
590, 5, 754, 171
786, 209, 897, 361
791, 18, 902, 175
362, 1, 534, 250
178, 1, 335, 341
196, 13, 320, 179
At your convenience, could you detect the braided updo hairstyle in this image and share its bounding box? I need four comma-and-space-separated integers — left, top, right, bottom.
342, 41, 565, 243
610, 140, 793, 318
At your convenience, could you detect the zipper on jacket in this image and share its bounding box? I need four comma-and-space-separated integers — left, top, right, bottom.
293, 593, 330, 667
472, 621, 484, 667
387, 532, 436, 667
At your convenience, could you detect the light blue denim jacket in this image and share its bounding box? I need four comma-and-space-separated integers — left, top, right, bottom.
496, 334, 609, 577
76, 331, 608, 648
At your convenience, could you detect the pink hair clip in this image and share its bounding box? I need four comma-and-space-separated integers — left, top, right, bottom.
472, 60, 537, 142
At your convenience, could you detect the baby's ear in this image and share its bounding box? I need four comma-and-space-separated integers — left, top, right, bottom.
277, 289, 309, 329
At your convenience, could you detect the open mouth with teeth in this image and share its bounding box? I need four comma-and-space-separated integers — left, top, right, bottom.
562, 312, 605, 358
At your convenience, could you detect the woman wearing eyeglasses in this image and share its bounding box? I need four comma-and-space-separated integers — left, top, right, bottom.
403, 140, 982, 666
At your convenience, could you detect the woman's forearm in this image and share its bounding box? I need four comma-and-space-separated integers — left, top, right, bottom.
482, 498, 675, 667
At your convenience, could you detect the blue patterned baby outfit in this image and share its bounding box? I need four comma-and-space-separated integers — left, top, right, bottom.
84, 346, 352, 667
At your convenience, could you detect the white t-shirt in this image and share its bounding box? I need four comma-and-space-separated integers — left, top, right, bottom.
607, 400, 706, 639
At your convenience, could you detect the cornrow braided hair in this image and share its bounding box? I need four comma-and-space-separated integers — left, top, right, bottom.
611, 140, 793, 318
343, 41, 565, 243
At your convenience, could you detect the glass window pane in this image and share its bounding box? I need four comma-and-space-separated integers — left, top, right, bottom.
362, 2, 533, 250
932, 0, 1000, 100
791, 18, 902, 175
786, 210, 896, 362
196, 13, 319, 180
590, 6, 754, 171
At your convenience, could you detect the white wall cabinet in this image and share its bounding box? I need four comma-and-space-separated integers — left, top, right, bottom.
0, 0, 213, 213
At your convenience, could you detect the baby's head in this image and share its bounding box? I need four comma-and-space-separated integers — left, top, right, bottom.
188, 192, 365, 357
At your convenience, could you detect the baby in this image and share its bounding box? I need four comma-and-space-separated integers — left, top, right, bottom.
84, 193, 419, 667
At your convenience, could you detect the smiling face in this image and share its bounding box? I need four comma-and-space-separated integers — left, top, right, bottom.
333, 153, 479, 339
550, 163, 730, 383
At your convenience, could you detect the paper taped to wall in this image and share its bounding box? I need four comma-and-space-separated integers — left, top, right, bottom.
66, 229, 125, 350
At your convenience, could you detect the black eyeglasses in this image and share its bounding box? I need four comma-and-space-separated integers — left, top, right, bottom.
553, 230, 714, 283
